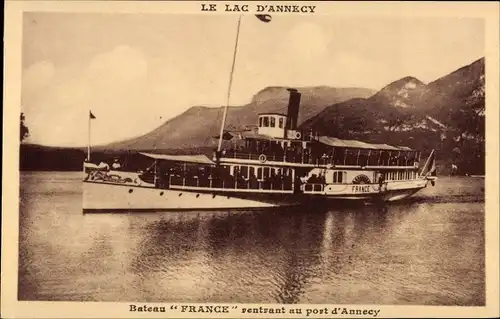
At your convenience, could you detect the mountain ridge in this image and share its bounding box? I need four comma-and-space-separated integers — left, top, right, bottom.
102, 86, 376, 151
21, 57, 485, 174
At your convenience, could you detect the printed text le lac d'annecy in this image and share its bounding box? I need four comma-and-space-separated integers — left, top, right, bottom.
201, 4, 316, 13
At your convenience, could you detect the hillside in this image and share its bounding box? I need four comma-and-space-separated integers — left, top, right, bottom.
300, 57, 485, 174
102, 86, 375, 151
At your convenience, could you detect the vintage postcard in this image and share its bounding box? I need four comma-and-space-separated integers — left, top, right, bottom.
2, 1, 499, 318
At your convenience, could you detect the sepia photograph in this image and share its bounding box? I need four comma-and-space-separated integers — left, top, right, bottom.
2, 1, 499, 318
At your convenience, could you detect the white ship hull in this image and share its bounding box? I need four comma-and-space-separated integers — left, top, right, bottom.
82, 177, 431, 211
321, 187, 423, 202
325, 179, 428, 201
82, 181, 301, 211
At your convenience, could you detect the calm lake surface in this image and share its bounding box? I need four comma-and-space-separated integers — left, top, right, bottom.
18, 172, 485, 305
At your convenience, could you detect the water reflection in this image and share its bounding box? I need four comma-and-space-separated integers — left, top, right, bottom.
18, 173, 485, 305
120, 203, 403, 303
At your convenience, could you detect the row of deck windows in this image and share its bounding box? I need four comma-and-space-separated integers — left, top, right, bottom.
231, 165, 293, 181
259, 116, 285, 129
225, 138, 421, 167
384, 171, 417, 181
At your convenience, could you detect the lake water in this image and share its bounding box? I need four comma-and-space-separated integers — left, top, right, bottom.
18, 172, 485, 305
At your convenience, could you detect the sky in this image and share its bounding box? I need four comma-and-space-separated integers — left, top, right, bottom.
21, 12, 484, 147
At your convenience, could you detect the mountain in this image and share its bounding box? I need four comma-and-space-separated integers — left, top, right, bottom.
102, 86, 375, 151
300, 57, 485, 174
421, 58, 485, 136
371, 76, 426, 109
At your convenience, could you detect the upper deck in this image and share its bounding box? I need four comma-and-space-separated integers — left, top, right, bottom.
218, 130, 420, 169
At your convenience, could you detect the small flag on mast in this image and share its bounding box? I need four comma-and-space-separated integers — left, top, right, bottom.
89, 110, 96, 119
255, 14, 272, 23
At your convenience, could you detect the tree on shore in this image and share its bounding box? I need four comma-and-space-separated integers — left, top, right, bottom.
21, 112, 29, 141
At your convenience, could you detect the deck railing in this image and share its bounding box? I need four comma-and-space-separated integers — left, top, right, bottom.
168, 175, 293, 191
222, 150, 418, 167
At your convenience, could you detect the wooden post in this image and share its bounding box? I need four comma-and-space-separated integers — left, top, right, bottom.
183, 162, 186, 186
153, 160, 158, 187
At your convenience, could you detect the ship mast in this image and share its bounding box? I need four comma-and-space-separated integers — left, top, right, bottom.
217, 15, 243, 153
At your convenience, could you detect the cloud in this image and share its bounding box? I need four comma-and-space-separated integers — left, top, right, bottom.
23, 45, 154, 146
284, 22, 328, 62
325, 52, 392, 89
86, 45, 148, 93
22, 60, 55, 99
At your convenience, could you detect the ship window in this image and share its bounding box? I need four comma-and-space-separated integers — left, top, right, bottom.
333, 171, 344, 183
259, 117, 263, 127
264, 167, 270, 177
249, 166, 255, 177
263, 117, 269, 127
270, 117, 276, 128
279, 117, 284, 128
241, 166, 248, 179
257, 167, 263, 179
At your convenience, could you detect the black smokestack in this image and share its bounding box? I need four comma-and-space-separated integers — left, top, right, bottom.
286, 88, 301, 130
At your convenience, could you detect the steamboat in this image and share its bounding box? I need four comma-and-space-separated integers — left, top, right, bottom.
82, 15, 437, 211
82, 87, 437, 211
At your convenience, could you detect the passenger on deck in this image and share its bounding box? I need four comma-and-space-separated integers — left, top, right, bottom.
111, 158, 121, 170
377, 172, 385, 191
275, 171, 283, 189
99, 161, 110, 171
249, 172, 259, 189
318, 173, 326, 184
308, 174, 319, 184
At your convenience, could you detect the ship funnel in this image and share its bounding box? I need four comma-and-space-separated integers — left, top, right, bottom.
285, 88, 301, 130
